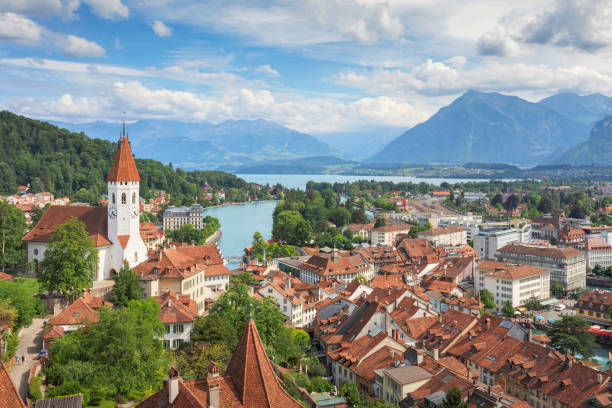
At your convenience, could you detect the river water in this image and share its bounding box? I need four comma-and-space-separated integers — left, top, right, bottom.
203, 201, 277, 269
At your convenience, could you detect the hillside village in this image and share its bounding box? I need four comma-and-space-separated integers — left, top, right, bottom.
1, 131, 612, 408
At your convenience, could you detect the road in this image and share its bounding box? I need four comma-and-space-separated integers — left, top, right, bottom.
10, 318, 44, 401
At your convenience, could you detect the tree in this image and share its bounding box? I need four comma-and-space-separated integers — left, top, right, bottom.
112, 262, 143, 307
350, 209, 368, 224
569, 204, 586, 219
30, 203, 50, 227
441, 386, 467, 408
491, 193, 504, 208
328, 207, 351, 227
0, 201, 27, 273
272, 210, 312, 245
550, 281, 564, 296
0, 279, 43, 328
546, 315, 597, 358
30, 177, 45, 194
502, 300, 514, 318
39, 217, 98, 296
340, 382, 360, 406
353, 273, 368, 285
479, 289, 496, 311
524, 296, 542, 311
374, 218, 386, 228
537, 196, 555, 214
504, 194, 520, 212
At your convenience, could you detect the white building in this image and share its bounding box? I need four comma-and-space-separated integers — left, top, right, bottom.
162, 204, 204, 230
475, 261, 550, 310
257, 276, 306, 327
418, 225, 467, 247
155, 290, 199, 350
23, 128, 148, 281
296, 252, 374, 284
371, 224, 412, 246
584, 237, 612, 269
474, 225, 531, 260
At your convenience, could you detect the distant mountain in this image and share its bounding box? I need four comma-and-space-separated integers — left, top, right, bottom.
222, 155, 358, 174
368, 90, 590, 166
51, 118, 341, 170
554, 116, 612, 165
538, 92, 612, 125
317, 130, 400, 160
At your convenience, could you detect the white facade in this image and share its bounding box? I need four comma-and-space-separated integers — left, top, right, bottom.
419, 228, 467, 247
257, 284, 304, 326
474, 226, 531, 260
475, 267, 550, 310
162, 322, 194, 350
371, 226, 411, 246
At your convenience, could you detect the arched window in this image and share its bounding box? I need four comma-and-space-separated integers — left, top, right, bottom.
121, 193, 126, 204
112, 193, 116, 204
132, 192, 136, 204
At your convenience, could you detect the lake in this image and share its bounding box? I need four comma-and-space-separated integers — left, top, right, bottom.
237, 174, 497, 190
204, 201, 277, 269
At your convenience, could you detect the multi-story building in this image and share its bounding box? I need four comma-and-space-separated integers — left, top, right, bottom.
155, 290, 198, 350
418, 225, 467, 247
474, 225, 531, 260
583, 237, 612, 269
371, 224, 411, 246
496, 244, 586, 291
296, 252, 374, 284
257, 275, 306, 327
162, 204, 204, 230
343, 223, 374, 242
140, 222, 165, 250
576, 289, 612, 326
134, 244, 230, 313
476, 261, 550, 310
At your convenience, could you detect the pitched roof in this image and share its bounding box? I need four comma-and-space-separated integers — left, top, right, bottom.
418, 225, 467, 236
0, 360, 26, 408
22, 205, 111, 247
0, 272, 13, 281
106, 136, 140, 182
497, 244, 583, 259
47, 293, 110, 326
43, 325, 64, 340
383, 365, 432, 385
225, 320, 303, 407
299, 253, 370, 277
154, 291, 199, 324
134, 245, 228, 280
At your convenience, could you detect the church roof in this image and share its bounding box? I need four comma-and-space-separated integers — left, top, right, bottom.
225, 319, 303, 407
107, 136, 140, 182
22, 205, 111, 247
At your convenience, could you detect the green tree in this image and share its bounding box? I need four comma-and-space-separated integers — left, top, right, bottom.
504, 194, 520, 212
328, 207, 351, 227
550, 281, 564, 296
272, 210, 312, 245
112, 262, 143, 307
374, 217, 386, 228
479, 289, 496, 311
546, 315, 597, 358
353, 273, 368, 285
0, 201, 27, 273
350, 209, 368, 224
30, 177, 45, 194
524, 296, 542, 311
0, 279, 42, 328
569, 204, 586, 219
340, 382, 360, 406
537, 196, 555, 214
502, 300, 514, 318
30, 203, 50, 227
38, 217, 98, 296
440, 386, 467, 408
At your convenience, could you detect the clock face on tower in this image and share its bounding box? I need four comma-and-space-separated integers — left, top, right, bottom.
131, 206, 139, 219
109, 207, 117, 219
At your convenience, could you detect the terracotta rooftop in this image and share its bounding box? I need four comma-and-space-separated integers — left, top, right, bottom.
478, 262, 548, 280
154, 290, 199, 324
22, 205, 111, 247
497, 244, 583, 259
0, 272, 13, 280
299, 252, 370, 278
372, 224, 411, 233
418, 225, 467, 236
0, 359, 26, 408
47, 292, 111, 327
134, 245, 228, 280
107, 135, 140, 182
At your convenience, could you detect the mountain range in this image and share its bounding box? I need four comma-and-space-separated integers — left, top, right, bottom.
553, 115, 612, 166
369, 90, 612, 166
51, 118, 342, 170
47, 90, 612, 169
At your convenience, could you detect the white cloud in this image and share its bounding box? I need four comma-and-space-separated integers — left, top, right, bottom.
476, 28, 520, 57
82, 0, 128, 19
0, 0, 80, 20
255, 64, 279, 77
54, 34, 105, 58
151, 20, 171, 37
113, 38, 123, 50
0, 13, 42, 45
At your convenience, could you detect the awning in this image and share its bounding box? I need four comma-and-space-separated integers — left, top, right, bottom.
548, 318, 556, 323
539, 298, 558, 306
535, 315, 544, 320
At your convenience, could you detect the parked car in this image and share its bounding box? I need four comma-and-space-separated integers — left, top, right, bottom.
38, 349, 48, 358
554, 304, 566, 311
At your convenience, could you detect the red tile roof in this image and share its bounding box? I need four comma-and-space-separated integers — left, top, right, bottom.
117, 235, 130, 249
47, 292, 111, 326
106, 136, 140, 182
22, 205, 111, 247
0, 360, 25, 408
0, 272, 13, 280
134, 245, 228, 280
299, 253, 370, 278
43, 325, 64, 340
154, 290, 199, 324
497, 244, 583, 259
418, 225, 467, 236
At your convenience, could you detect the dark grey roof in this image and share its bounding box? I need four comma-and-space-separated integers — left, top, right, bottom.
35, 395, 83, 408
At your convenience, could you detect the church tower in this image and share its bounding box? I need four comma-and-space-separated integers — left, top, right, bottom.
106, 120, 148, 275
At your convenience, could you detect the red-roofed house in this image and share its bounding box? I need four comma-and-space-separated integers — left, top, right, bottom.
47, 291, 112, 333
154, 290, 199, 349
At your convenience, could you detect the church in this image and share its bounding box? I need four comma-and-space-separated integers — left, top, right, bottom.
23, 125, 148, 281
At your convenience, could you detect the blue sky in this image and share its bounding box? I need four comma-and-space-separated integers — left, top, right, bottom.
1, 0, 612, 136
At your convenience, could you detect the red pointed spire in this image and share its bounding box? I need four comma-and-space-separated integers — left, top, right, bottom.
225, 320, 303, 407
107, 120, 140, 182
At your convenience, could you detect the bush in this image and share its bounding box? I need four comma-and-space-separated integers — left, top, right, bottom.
310, 377, 333, 393
294, 373, 311, 391
307, 359, 326, 377
87, 384, 105, 406
29, 377, 42, 402
1, 330, 19, 362
46, 380, 83, 398
281, 374, 301, 400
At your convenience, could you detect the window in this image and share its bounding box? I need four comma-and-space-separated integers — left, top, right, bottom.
174, 324, 184, 333
163, 340, 170, 349
112, 193, 116, 204
33, 249, 38, 255
132, 192, 136, 204
121, 193, 126, 204
165, 325, 170, 333
172, 339, 183, 348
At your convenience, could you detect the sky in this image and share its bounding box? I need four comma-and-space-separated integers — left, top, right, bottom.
1, 0, 612, 136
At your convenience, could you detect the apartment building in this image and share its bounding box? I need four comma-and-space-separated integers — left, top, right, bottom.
371, 224, 411, 246
496, 244, 586, 291
296, 252, 374, 284
576, 289, 612, 326
474, 225, 531, 260
476, 261, 550, 310
583, 237, 612, 269
162, 204, 204, 230
418, 225, 467, 247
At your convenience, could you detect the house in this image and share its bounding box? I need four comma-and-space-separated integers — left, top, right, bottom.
343, 223, 374, 242
296, 252, 374, 284
46, 291, 112, 333
17, 185, 28, 195
140, 222, 165, 250
475, 261, 550, 310
355, 246, 402, 273
576, 289, 612, 325
380, 365, 433, 405
155, 290, 199, 350
217, 190, 226, 199
43, 325, 64, 349
23, 130, 148, 282
136, 319, 303, 408
496, 244, 586, 291
134, 244, 230, 313
418, 225, 467, 247
257, 274, 309, 327
371, 224, 411, 246
474, 226, 531, 260
397, 238, 441, 265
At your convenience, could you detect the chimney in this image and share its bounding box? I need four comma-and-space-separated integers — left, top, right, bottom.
416, 349, 424, 365
390, 349, 395, 359
427, 303, 432, 313
207, 362, 220, 408
433, 348, 439, 361
485, 317, 491, 330
467, 369, 472, 382
164, 368, 180, 404
385, 308, 390, 333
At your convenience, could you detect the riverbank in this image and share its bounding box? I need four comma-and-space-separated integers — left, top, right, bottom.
205, 230, 222, 245
200, 199, 276, 210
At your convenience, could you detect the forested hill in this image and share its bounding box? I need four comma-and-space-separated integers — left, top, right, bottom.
0, 111, 248, 201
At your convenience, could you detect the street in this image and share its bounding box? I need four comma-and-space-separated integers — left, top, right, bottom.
10, 318, 44, 402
